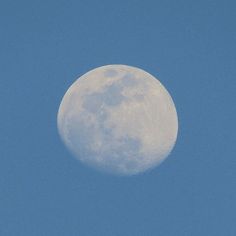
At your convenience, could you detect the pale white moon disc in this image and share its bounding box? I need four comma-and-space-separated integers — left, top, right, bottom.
57, 65, 178, 175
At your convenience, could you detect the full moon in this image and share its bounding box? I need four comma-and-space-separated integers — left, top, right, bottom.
57, 65, 178, 175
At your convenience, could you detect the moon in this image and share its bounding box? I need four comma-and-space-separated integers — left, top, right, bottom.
57, 65, 178, 175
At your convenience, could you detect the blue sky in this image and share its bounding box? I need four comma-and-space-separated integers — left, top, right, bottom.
1, 0, 236, 235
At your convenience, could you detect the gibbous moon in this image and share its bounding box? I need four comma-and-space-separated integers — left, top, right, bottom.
57, 65, 178, 175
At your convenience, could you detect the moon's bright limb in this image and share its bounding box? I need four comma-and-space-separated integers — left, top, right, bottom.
57, 65, 178, 175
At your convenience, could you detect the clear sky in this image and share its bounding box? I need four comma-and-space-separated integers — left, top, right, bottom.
1, 0, 235, 235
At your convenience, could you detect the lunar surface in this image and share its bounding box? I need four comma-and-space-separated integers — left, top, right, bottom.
57, 65, 178, 175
